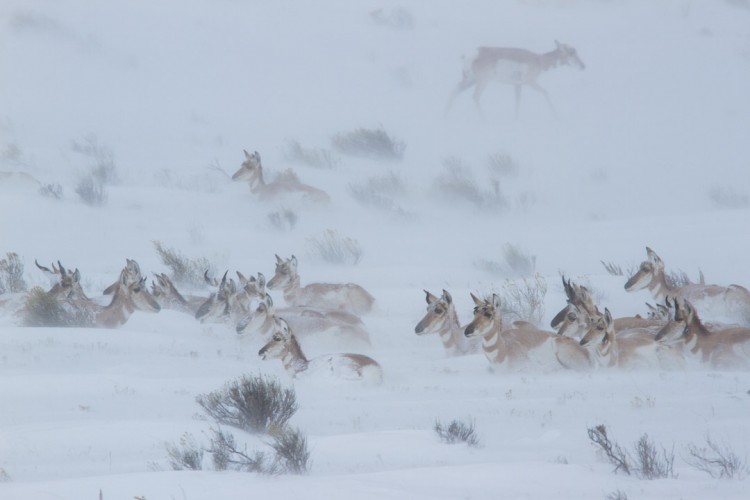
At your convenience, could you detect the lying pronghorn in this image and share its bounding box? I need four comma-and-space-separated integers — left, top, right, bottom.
464, 293, 591, 371
655, 297, 750, 370
414, 289, 479, 356
446, 41, 585, 118
551, 276, 662, 339
196, 270, 268, 323
92, 270, 162, 328
35, 260, 89, 301
579, 308, 684, 370
267, 254, 375, 315
232, 150, 330, 204
258, 318, 383, 383
625, 247, 750, 326
103, 258, 142, 296
236, 294, 370, 345
151, 273, 207, 315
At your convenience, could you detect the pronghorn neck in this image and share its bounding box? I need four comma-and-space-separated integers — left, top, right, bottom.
440, 307, 466, 354
685, 315, 711, 358
281, 273, 302, 303
480, 319, 509, 364
540, 48, 564, 71
597, 331, 617, 368
648, 269, 676, 302
282, 335, 310, 376
98, 289, 134, 327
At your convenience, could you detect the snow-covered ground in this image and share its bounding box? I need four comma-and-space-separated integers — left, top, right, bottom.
2, 1, 750, 498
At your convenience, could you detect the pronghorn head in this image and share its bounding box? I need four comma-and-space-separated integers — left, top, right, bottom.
195, 271, 231, 322
151, 273, 188, 306
236, 294, 273, 336
415, 289, 454, 335
231, 150, 263, 185
237, 271, 266, 299
646, 301, 671, 321
554, 40, 585, 70
579, 308, 611, 347
267, 254, 297, 290
258, 318, 292, 360
464, 293, 502, 338
127, 275, 162, 313
624, 247, 665, 292
103, 258, 143, 295
655, 297, 693, 344
35, 259, 88, 300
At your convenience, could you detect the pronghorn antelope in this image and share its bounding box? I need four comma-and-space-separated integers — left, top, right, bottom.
236, 294, 370, 345
232, 150, 330, 204
258, 318, 383, 383
267, 254, 375, 315
151, 273, 207, 315
464, 293, 592, 371
655, 298, 750, 369
92, 271, 161, 328
446, 41, 585, 118
579, 308, 684, 370
35, 260, 89, 301
550, 277, 661, 339
195, 271, 235, 323
103, 258, 143, 296
625, 247, 750, 326
414, 289, 479, 356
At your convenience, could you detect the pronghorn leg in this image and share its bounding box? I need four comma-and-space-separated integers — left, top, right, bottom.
514, 84, 522, 119
528, 82, 558, 119
473, 79, 488, 118
445, 78, 474, 116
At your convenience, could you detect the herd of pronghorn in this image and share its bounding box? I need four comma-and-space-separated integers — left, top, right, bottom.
4, 246, 750, 384
6, 42, 748, 380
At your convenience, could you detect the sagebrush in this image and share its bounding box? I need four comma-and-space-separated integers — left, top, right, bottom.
153, 240, 212, 289
283, 139, 339, 169
306, 229, 362, 265
196, 374, 299, 434
348, 171, 407, 212
434, 417, 479, 447
22, 286, 94, 327
332, 126, 405, 161
433, 156, 507, 209
587, 425, 676, 479
495, 274, 547, 325
685, 435, 749, 479
0, 252, 27, 294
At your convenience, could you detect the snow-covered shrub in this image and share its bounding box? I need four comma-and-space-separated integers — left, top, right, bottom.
348, 171, 407, 211
0, 252, 27, 294
153, 240, 212, 289
332, 126, 405, 161
685, 435, 749, 479
283, 139, 339, 169
196, 374, 299, 434
306, 229, 362, 265
434, 418, 479, 447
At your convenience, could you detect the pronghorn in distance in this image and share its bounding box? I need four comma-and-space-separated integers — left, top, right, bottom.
232, 150, 330, 204
625, 247, 750, 326
195, 270, 268, 323
655, 297, 750, 370
258, 318, 383, 383
236, 293, 371, 346
267, 254, 375, 315
579, 308, 684, 370
414, 289, 479, 356
464, 293, 592, 371
446, 41, 585, 119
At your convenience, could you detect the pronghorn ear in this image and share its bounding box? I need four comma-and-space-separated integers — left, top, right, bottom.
424, 290, 438, 304
470, 293, 483, 306
103, 282, 117, 295
442, 289, 452, 304
265, 293, 273, 307
279, 318, 289, 334
604, 307, 613, 324
290, 255, 298, 269
236, 271, 247, 284
73, 269, 81, 282
491, 294, 502, 310
244, 149, 252, 159
646, 247, 663, 267
257, 272, 266, 289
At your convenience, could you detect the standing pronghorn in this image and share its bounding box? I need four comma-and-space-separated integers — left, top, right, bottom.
655, 297, 750, 370
414, 289, 479, 356
446, 41, 585, 118
625, 247, 750, 326
258, 318, 383, 383
464, 293, 591, 371
267, 254, 375, 315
